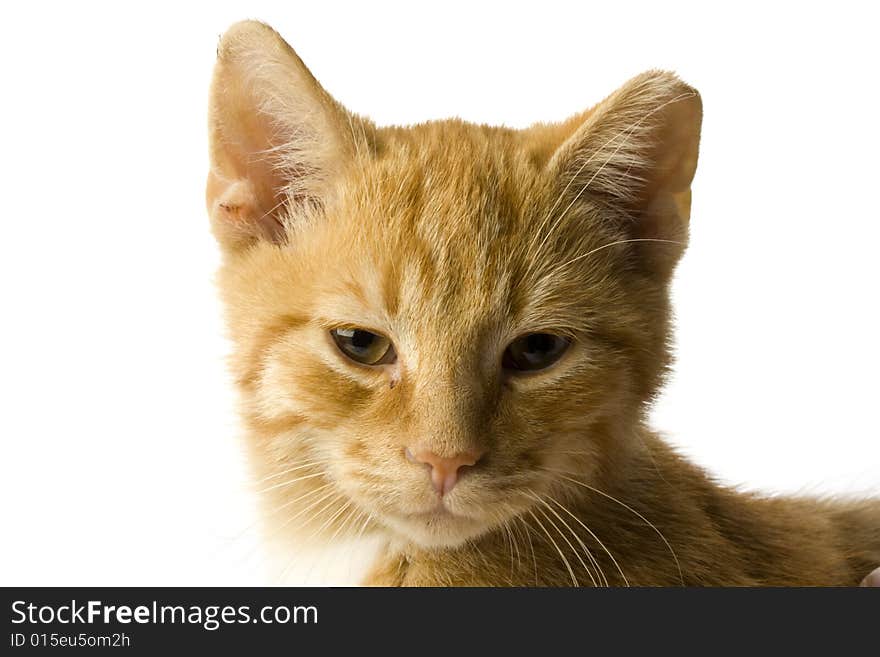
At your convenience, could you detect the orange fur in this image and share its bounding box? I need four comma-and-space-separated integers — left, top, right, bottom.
206, 21, 879, 585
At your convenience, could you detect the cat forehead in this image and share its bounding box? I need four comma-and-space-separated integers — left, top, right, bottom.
323, 121, 583, 269
265, 119, 627, 339
318, 132, 521, 286
309, 217, 523, 335
361, 122, 549, 224
298, 145, 612, 336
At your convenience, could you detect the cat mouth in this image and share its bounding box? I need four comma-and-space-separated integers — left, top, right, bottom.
409, 506, 460, 522
387, 497, 471, 521
388, 503, 490, 547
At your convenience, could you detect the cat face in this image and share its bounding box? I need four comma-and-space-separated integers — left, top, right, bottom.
207, 22, 701, 549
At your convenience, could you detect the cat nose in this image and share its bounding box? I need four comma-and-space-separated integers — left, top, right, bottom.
405, 447, 484, 496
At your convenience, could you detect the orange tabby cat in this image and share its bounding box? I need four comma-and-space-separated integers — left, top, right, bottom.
206, 21, 880, 586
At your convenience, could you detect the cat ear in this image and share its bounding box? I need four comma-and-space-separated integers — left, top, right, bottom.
548, 70, 702, 280
206, 21, 359, 251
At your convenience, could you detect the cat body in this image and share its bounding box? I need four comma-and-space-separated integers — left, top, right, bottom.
206, 21, 879, 586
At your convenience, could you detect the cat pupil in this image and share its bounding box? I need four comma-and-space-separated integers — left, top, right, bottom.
526, 334, 554, 355
351, 330, 374, 351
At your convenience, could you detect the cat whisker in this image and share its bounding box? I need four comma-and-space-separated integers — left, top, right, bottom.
508, 517, 529, 577
496, 514, 515, 582
534, 490, 608, 587
527, 490, 599, 587
261, 483, 340, 575
274, 487, 342, 534
543, 468, 684, 585
505, 518, 523, 581
314, 499, 354, 540
262, 486, 342, 583
253, 458, 327, 484
264, 481, 334, 517
328, 504, 362, 546
492, 510, 523, 584
254, 470, 326, 495
309, 504, 364, 584
516, 516, 540, 586
543, 493, 629, 587
553, 237, 684, 274
277, 492, 346, 584
526, 508, 579, 587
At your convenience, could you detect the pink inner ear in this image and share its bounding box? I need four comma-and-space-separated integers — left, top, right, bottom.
207, 174, 287, 246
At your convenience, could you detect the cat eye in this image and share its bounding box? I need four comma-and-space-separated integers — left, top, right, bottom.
503, 333, 570, 372
330, 327, 396, 366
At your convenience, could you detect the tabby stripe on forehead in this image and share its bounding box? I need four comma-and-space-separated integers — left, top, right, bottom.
381, 259, 401, 317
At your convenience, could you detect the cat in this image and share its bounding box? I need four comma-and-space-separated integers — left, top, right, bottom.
205, 20, 880, 586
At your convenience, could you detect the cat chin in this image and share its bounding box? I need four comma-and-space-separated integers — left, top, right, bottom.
384, 511, 491, 550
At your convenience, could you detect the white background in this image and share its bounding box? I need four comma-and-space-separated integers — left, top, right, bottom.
1, 1, 877, 585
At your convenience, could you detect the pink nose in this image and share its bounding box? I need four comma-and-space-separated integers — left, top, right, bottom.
405, 447, 484, 496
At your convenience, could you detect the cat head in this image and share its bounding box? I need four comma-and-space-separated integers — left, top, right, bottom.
207, 21, 701, 549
